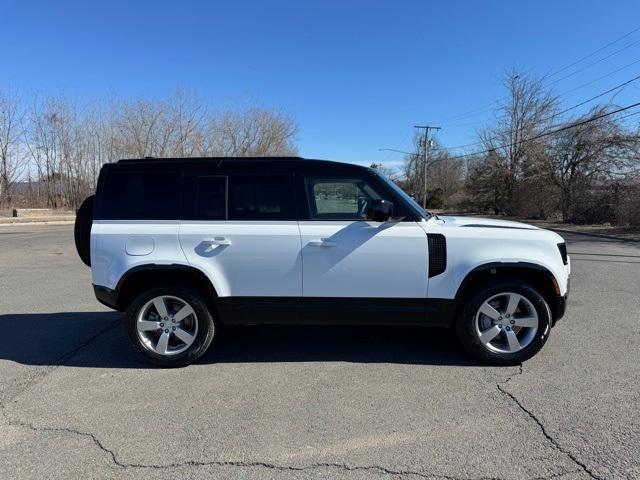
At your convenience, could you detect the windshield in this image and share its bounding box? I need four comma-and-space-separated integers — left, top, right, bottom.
372, 170, 429, 220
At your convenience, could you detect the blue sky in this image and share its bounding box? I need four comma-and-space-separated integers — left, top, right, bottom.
2, 0, 639, 167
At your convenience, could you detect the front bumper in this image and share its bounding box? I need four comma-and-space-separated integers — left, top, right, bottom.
554, 294, 568, 323
553, 276, 570, 323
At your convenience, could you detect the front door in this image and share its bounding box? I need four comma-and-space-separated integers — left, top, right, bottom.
299, 173, 430, 323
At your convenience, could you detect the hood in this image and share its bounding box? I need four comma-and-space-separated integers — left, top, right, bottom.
435, 216, 540, 230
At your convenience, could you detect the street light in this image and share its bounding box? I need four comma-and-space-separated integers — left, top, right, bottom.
378, 148, 417, 156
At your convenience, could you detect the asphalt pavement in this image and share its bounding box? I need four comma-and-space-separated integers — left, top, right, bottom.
0, 224, 638, 480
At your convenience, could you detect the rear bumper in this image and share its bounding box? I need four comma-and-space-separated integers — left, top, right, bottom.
93, 284, 119, 310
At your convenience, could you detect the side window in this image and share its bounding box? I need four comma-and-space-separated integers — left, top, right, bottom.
100, 170, 181, 220
304, 176, 386, 220
228, 176, 293, 220
195, 176, 226, 220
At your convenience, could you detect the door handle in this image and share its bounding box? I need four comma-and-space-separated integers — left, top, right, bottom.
308, 238, 336, 247
204, 237, 231, 246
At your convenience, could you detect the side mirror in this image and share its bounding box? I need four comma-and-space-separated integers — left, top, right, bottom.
367, 199, 393, 222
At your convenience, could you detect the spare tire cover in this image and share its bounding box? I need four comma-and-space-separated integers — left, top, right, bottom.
74, 195, 95, 267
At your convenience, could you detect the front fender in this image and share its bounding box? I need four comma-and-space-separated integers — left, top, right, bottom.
427, 234, 568, 299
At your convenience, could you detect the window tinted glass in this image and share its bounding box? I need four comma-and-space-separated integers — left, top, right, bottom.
228, 176, 293, 220
196, 176, 226, 220
305, 176, 386, 220
100, 170, 181, 220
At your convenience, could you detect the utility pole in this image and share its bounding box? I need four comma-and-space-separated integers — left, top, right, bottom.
414, 125, 441, 209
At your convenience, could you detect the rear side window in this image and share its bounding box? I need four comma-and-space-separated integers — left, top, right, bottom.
99, 170, 181, 220
195, 176, 226, 220
228, 176, 293, 220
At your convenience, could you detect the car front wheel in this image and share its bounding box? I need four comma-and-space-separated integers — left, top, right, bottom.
126, 287, 216, 367
456, 279, 552, 365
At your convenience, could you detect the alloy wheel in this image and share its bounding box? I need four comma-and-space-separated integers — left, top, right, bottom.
474, 292, 539, 354
136, 295, 199, 356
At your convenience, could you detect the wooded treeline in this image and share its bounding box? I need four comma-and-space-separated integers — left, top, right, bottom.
0, 90, 297, 209
396, 71, 640, 224
2, 73, 640, 224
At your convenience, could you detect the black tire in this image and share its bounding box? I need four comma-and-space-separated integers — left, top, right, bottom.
126, 286, 216, 367
456, 278, 551, 365
74, 195, 94, 267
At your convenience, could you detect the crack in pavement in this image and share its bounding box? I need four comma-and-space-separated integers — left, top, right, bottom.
497, 364, 601, 480
0, 409, 584, 480
2, 385, 582, 480
1, 318, 583, 480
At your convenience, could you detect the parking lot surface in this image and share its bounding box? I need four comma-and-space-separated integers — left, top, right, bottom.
0, 224, 638, 480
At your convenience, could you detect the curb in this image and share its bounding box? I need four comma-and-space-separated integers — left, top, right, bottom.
551, 228, 640, 243
0, 219, 75, 226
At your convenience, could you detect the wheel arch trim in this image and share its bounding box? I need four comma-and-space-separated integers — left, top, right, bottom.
454, 261, 560, 300
112, 263, 219, 311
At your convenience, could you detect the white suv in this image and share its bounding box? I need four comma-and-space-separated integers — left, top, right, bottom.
74, 157, 570, 367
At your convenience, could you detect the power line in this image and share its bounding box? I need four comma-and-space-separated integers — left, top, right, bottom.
383, 28, 640, 160
541, 26, 640, 80
435, 99, 499, 124
438, 57, 640, 127
379, 108, 640, 171
433, 26, 640, 124
555, 57, 640, 98
446, 101, 640, 161
384, 68, 640, 155
554, 73, 640, 117
545, 37, 640, 87
616, 109, 640, 122
446, 73, 640, 151
440, 119, 484, 128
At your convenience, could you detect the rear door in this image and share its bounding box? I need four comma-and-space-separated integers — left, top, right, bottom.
179, 168, 302, 323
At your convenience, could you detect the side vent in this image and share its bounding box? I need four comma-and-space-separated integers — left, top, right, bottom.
558, 242, 568, 265
427, 233, 447, 278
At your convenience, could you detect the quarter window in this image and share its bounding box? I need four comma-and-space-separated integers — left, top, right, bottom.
100, 170, 181, 220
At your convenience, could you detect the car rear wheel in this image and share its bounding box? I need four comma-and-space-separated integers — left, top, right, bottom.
126, 287, 216, 367
456, 279, 551, 365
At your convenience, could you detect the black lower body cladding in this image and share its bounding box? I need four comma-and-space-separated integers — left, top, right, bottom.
215, 297, 456, 326
93, 285, 458, 327
94, 285, 118, 310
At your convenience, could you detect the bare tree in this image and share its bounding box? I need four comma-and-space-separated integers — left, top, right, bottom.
168, 90, 206, 157
10, 89, 299, 209
464, 150, 508, 214
0, 90, 26, 207
25, 97, 62, 207
112, 99, 173, 158
546, 106, 640, 222
475, 70, 559, 214
204, 107, 297, 157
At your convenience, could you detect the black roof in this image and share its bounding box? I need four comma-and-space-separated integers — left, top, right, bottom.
116, 156, 368, 171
